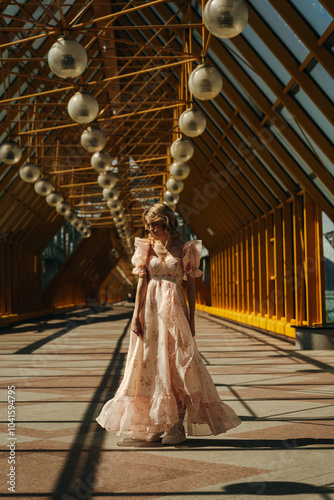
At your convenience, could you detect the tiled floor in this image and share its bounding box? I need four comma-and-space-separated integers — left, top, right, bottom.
1, 302, 334, 500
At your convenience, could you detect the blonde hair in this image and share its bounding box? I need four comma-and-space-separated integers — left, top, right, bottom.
143, 203, 179, 240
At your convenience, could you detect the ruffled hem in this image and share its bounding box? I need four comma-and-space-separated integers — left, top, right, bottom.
96, 394, 241, 439
96, 394, 179, 440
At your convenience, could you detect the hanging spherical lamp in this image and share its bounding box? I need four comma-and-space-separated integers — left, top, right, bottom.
111, 208, 123, 218
188, 63, 223, 100
114, 215, 125, 225
170, 138, 194, 161
81, 126, 106, 153
77, 221, 86, 233
0, 139, 22, 165
170, 161, 190, 180
179, 108, 206, 137
64, 210, 77, 223
56, 201, 71, 216
91, 151, 112, 172
83, 227, 92, 238
34, 178, 53, 196
71, 215, 80, 228
166, 177, 184, 194
46, 190, 63, 206
67, 91, 99, 124
103, 186, 120, 201
163, 191, 179, 206
203, 0, 249, 39
107, 199, 122, 211
48, 36, 87, 79
19, 161, 40, 183
97, 171, 117, 189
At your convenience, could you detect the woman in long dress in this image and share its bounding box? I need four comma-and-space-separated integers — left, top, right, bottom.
96, 203, 241, 444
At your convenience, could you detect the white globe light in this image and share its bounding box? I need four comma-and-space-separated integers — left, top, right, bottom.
71, 215, 80, 228
179, 108, 206, 137
81, 126, 106, 153
114, 215, 125, 224
163, 191, 179, 206
170, 161, 190, 180
0, 140, 22, 165
103, 187, 120, 201
188, 63, 223, 100
203, 0, 249, 39
77, 221, 86, 233
68, 91, 99, 124
19, 162, 40, 183
64, 210, 76, 223
107, 200, 122, 211
48, 36, 87, 78
46, 190, 63, 206
56, 201, 71, 215
171, 138, 194, 161
34, 178, 53, 196
97, 171, 117, 189
111, 208, 124, 218
83, 227, 92, 238
166, 177, 184, 194
91, 151, 112, 172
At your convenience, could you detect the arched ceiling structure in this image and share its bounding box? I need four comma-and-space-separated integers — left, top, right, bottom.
0, 0, 333, 258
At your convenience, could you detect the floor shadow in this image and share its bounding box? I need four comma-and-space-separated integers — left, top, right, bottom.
1, 302, 133, 336
181, 437, 334, 449
223, 481, 334, 497
14, 309, 133, 354
116, 437, 334, 451
50, 311, 132, 500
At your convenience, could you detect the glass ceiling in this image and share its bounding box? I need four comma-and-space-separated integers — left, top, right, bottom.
0, 0, 333, 253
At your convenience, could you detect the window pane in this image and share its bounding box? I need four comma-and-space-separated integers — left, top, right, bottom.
223, 36, 277, 104
289, 0, 333, 36
241, 25, 292, 86
248, 0, 309, 62
307, 62, 334, 103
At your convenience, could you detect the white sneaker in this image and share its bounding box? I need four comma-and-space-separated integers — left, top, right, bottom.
162, 424, 186, 445
146, 431, 164, 442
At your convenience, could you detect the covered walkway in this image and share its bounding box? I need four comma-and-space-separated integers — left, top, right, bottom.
1, 303, 334, 499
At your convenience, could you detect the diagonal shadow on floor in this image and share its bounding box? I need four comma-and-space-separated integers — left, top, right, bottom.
14, 310, 133, 354
49, 310, 132, 500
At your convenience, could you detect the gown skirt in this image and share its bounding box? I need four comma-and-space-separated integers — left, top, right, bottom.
96, 238, 241, 439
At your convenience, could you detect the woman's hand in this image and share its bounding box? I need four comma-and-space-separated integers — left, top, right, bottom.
132, 316, 143, 337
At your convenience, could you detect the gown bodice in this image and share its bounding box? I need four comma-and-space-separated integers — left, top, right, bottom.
147, 254, 184, 285
131, 237, 203, 282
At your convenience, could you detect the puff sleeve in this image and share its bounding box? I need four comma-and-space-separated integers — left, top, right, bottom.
182, 240, 203, 281
131, 237, 150, 277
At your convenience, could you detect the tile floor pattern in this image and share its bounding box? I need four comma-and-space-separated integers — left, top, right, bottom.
0, 302, 334, 500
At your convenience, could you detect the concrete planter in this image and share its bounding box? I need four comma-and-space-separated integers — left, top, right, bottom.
293, 325, 334, 350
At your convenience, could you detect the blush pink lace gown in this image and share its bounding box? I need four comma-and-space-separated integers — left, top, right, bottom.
96, 237, 241, 439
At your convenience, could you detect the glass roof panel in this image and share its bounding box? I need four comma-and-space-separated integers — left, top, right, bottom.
271, 123, 313, 175
223, 36, 277, 104
232, 118, 292, 193
314, 178, 334, 206
248, 0, 309, 62
307, 63, 334, 103
288, 0, 333, 36
279, 107, 334, 177
292, 88, 334, 142
240, 25, 292, 86
206, 43, 263, 119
